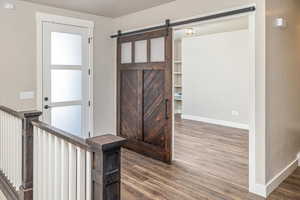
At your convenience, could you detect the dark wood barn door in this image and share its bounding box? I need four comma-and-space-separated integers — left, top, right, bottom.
117, 28, 173, 163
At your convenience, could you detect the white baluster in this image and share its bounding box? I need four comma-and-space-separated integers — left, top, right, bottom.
0, 111, 2, 171
30, 125, 93, 200
86, 151, 92, 200
77, 147, 86, 200
0, 111, 22, 190
48, 134, 54, 200
33, 127, 38, 200
38, 128, 43, 200
62, 140, 69, 200
54, 136, 62, 200
69, 144, 77, 200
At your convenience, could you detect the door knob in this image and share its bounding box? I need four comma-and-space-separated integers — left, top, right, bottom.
44, 97, 49, 101
44, 105, 50, 109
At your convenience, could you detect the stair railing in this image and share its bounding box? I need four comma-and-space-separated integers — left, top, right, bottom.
0, 105, 125, 200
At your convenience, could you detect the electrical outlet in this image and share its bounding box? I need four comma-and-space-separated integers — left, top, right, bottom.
232, 110, 239, 116
20, 91, 35, 100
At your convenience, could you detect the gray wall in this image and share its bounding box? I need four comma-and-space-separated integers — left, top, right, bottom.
266, 0, 300, 182
0, 0, 116, 135
182, 29, 250, 126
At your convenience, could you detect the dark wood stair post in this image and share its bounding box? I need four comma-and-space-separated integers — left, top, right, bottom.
19, 111, 42, 200
87, 134, 126, 200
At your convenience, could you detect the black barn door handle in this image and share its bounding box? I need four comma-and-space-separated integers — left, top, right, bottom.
165, 99, 169, 120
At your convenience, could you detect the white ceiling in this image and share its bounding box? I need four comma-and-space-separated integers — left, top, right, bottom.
20, 0, 175, 18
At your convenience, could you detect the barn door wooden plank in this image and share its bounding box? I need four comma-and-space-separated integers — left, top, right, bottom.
117, 28, 173, 163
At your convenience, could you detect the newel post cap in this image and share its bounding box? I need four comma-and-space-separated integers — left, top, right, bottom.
87, 134, 126, 152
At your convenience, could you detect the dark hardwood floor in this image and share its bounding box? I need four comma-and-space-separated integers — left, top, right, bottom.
121, 117, 300, 200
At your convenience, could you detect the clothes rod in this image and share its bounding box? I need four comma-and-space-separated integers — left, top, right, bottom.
110, 6, 256, 38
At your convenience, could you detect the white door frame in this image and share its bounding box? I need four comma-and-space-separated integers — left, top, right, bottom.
170, 6, 257, 194
36, 13, 94, 137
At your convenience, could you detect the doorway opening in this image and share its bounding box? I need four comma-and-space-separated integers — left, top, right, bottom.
172, 14, 255, 190
114, 7, 256, 195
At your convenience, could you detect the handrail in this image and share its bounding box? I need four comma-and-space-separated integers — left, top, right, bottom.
0, 105, 126, 200
0, 106, 41, 120
31, 120, 89, 150
31, 120, 127, 152
0, 105, 42, 200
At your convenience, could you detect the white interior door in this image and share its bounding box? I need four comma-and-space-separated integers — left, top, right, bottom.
42, 22, 91, 138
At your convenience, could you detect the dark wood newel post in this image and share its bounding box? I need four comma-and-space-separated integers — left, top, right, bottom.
19, 111, 42, 200
87, 134, 126, 200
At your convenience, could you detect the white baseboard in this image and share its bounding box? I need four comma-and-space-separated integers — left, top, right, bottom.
252, 157, 299, 198
181, 115, 249, 130
266, 157, 298, 196
252, 184, 267, 198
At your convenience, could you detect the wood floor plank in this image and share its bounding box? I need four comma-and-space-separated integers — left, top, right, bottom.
174, 117, 249, 188
120, 118, 299, 200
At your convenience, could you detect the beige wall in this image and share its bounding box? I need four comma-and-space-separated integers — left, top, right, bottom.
0, 0, 272, 188
113, 0, 267, 185
2, 0, 299, 193
266, 0, 300, 182
0, 0, 115, 135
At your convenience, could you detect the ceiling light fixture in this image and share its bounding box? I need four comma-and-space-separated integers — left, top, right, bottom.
185, 28, 196, 36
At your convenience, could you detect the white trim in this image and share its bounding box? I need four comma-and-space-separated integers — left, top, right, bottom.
252, 156, 299, 198
36, 15, 43, 113
252, 183, 267, 197
171, 6, 257, 196
248, 11, 256, 195
266, 157, 299, 197
36, 12, 94, 137
88, 32, 94, 137
36, 12, 94, 28
182, 115, 249, 130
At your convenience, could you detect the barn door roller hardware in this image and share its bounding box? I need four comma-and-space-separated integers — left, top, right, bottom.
110, 6, 256, 38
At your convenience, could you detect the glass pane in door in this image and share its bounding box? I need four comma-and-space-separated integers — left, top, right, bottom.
150, 37, 165, 62
135, 40, 147, 63
51, 70, 82, 103
51, 32, 82, 66
51, 105, 82, 136
121, 42, 132, 64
